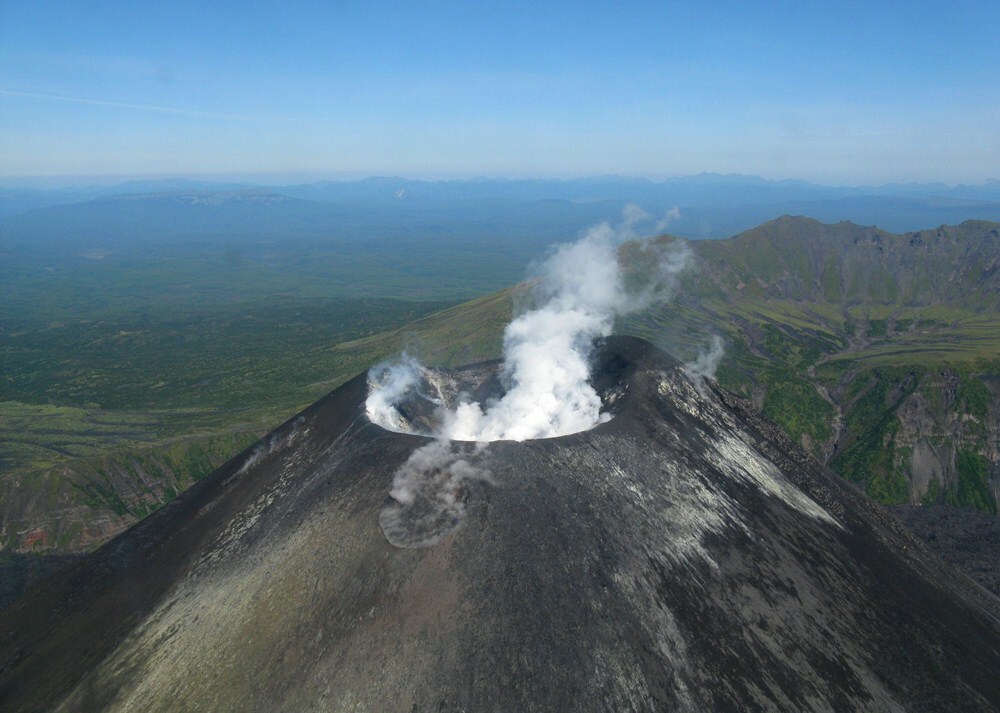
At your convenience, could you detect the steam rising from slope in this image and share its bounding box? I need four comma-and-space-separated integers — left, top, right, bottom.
367, 206, 690, 442
378, 440, 494, 548
684, 335, 725, 391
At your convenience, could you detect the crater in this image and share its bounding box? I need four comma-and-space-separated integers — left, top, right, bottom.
365, 341, 636, 441
369, 336, 654, 547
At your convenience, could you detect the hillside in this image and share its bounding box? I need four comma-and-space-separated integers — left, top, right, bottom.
695, 217, 1000, 310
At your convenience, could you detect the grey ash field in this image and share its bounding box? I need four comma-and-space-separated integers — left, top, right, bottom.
2, 337, 998, 712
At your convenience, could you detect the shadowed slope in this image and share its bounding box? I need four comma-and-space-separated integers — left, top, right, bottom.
1, 337, 998, 712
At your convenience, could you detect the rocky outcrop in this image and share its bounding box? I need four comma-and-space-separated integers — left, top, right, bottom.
829, 367, 999, 513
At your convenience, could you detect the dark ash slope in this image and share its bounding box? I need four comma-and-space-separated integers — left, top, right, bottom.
1, 337, 998, 712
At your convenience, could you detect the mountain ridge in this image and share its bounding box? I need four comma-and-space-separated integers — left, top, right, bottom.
3, 175, 998, 236
692, 215, 1000, 309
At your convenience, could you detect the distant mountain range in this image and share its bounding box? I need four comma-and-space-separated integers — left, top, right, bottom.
2, 173, 999, 240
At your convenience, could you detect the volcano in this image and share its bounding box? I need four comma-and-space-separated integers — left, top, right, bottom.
1, 336, 998, 712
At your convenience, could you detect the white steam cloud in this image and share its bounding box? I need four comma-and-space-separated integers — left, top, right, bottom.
378, 440, 493, 548
684, 335, 725, 391
368, 206, 691, 442
655, 206, 682, 234
234, 416, 305, 477
365, 353, 427, 432
368, 206, 691, 546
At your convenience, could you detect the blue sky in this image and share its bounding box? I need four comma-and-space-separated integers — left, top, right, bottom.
1, 1, 998, 184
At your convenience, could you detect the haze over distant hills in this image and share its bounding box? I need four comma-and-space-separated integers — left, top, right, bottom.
3, 173, 999, 240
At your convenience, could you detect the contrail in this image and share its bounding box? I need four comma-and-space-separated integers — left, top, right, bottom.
0, 88, 257, 121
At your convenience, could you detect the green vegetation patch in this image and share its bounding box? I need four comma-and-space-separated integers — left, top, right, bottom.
864, 455, 909, 504
948, 450, 997, 514
868, 319, 888, 338
760, 368, 833, 449
829, 370, 914, 496
957, 373, 993, 421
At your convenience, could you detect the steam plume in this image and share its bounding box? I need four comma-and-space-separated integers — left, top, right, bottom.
684, 335, 725, 391
365, 354, 429, 433
368, 206, 690, 546
367, 206, 691, 442
378, 440, 493, 548
235, 416, 305, 477
655, 206, 682, 234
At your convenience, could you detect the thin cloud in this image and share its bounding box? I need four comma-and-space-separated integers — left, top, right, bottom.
0, 89, 258, 121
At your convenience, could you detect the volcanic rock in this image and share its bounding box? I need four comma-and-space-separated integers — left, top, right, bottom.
1, 336, 998, 711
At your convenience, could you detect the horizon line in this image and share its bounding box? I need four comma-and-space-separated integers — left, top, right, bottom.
2, 171, 999, 191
